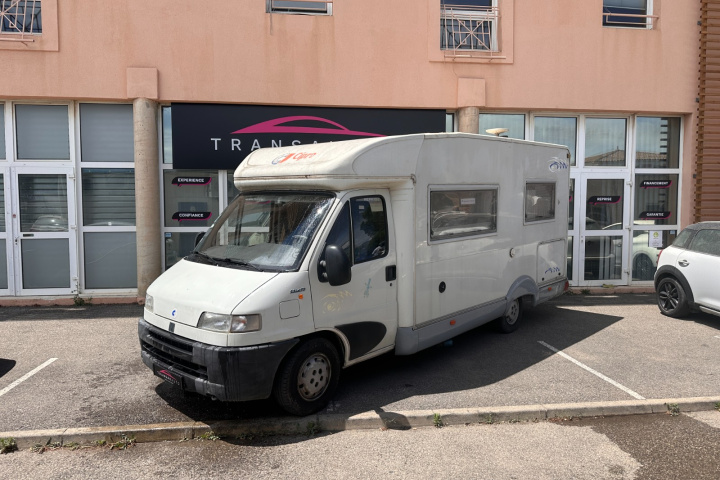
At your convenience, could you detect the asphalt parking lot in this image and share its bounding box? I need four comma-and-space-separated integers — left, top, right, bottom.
1, 293, 719, 435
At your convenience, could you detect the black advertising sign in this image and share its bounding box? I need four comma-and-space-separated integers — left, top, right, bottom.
587, 196, 621, 205
640, 180, 672, 189
639, 211, 671, 220
172, 211, 212, 222
170, 104, 447, 170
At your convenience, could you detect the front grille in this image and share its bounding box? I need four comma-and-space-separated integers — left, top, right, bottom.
141, 325, 208, 380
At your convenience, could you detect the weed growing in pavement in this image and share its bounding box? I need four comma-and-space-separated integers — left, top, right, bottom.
306, 422, 321, 436
195, 431, 221, 441
0, 437, 17, 454
667, 403, 681, 416
581, 289, 591, 295
433, 413, 444, 428
715, 402, 720, 411
109, 435, 136, 450
73, 295, 92, 306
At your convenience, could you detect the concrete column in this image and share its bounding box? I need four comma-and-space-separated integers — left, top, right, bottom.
133, 98, 161, 300
458, 106, 480, 134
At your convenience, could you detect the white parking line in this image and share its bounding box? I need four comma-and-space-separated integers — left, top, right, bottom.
538, 341, 645, 400
0, 358, 58, 398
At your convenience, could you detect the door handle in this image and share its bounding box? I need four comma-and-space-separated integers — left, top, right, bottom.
678, 259, 689, 267
386, 265, 397, 282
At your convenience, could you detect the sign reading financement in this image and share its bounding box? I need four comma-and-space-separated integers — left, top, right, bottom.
171, 104, 447, 170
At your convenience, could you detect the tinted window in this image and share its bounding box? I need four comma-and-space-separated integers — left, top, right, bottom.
689, 229, 720, 256
430, 189, 497, 240
671, 228, 695, 249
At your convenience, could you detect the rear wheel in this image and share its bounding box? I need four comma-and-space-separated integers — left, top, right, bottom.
656, 277, 690, 318
497, 298, 522, 333
273, 338, 341, 416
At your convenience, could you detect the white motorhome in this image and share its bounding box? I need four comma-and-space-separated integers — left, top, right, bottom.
139, 133, 570, 415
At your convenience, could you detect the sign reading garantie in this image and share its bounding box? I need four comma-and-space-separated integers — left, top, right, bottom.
170, 104, 447, 170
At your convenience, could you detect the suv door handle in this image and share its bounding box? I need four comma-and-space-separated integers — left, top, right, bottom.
678, 259, 689, 267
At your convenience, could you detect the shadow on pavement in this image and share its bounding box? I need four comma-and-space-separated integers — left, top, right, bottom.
0, 358, 16, 378
154, 299, 624, 427
0, 304, 143, 322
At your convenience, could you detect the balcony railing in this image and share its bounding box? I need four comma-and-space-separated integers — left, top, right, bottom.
0, 0, 41, 42
441, 4, 500, 58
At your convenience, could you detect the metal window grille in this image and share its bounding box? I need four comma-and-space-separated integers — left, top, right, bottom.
1, 0, 41, 41
268, 0, 332, 15
441, 4, 498, 57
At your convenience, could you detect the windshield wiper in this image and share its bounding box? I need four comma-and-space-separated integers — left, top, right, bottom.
189, 251, 217, 265
218, 258, 263, 272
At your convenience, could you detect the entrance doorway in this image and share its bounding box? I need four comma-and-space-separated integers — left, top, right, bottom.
573, 173, 631, 286
4, 167, 78, 295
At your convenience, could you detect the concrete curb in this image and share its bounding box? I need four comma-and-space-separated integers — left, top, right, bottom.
2, 397, 719, 449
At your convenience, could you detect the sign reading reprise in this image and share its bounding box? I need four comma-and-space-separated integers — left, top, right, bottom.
170, 104, 447, 170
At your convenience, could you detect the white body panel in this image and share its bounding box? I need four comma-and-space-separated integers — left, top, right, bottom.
145, 133, 569, 361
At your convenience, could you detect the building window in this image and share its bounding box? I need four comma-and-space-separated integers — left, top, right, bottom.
441, 0, 497, 53
636, 117, 680, 169
267, 0, 332, 15
84, 232, 137, 289
15, 104, 69, 160
479, 113, 525, 139
430, 188, 497, 240
82, 169, 136, 227
1, 0, 42, 35
525, 183, 556, 223
0, 103, 5, 159
534, 116, 577, 166
584, 118, 626, 167
603, 0, 653, 28
80, 104, 134, 163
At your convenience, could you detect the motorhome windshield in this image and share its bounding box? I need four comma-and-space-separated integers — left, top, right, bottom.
190, 192, 334, 272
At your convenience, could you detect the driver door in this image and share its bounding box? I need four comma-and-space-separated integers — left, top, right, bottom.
310, 190, 398, 362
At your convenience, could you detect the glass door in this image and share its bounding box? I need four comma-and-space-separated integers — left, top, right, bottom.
0, 171, 12, 294
578, 174, 631, 286
10, 167, 78, 295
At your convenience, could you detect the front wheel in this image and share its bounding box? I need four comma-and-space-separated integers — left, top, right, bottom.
496, 298, 522, 333
656, 277, 690, 318
273, 338, 341, 416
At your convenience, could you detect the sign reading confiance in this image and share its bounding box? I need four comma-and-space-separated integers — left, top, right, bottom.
171, 104, 447, 170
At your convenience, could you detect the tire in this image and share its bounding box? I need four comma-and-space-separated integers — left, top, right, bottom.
656, 277, 691, 318
497, 298, 522, 333
273, 337, 341, 416
633, 254, 655, 281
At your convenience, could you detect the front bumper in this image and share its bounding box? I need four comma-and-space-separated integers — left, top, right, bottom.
138, 318, 298, 402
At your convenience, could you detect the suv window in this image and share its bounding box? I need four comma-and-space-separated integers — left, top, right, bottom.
689, 229, 720, 256
671, 228, 694, 249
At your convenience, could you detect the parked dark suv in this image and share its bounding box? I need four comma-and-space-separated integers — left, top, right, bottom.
654, 222, 720, 318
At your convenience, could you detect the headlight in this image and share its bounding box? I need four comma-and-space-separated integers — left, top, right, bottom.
145, 294, 154, 314
198, 312, 262, 333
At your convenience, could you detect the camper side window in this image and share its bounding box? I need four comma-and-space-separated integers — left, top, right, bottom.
525, 182, 556, 223
430, 189, 498, 240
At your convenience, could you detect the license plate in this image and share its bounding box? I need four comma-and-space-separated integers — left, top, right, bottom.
154, 365, 183, 388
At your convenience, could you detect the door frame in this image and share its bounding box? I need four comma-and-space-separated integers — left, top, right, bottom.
575, 171, 632, 286
9, 165, 78, 295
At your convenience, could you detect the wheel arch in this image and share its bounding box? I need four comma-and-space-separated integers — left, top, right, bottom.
654, 266, 695, 305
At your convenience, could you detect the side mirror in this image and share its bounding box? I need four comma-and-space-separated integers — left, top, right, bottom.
321, 245, 352, 286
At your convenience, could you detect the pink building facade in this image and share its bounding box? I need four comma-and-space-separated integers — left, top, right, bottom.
0, 1, 702, 299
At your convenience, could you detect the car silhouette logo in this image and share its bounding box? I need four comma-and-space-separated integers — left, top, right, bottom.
231, 116, 384, 137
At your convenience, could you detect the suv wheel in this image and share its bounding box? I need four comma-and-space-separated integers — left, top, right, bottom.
656, 277, 691, 318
